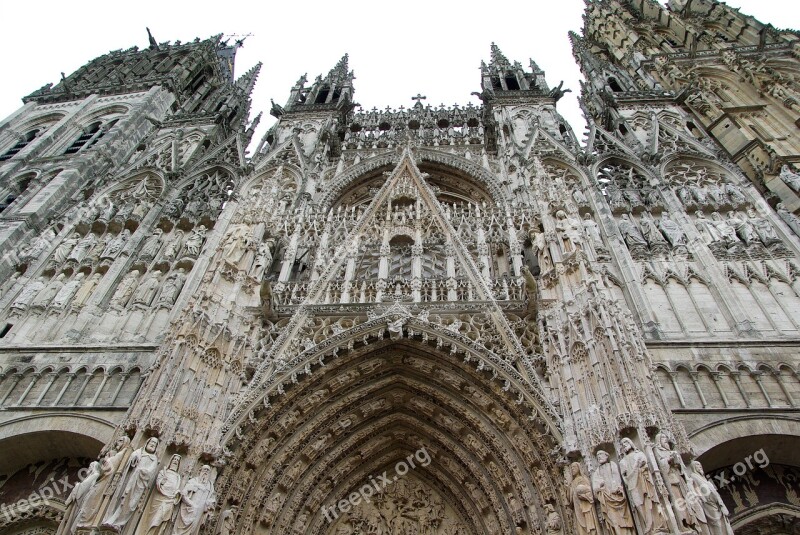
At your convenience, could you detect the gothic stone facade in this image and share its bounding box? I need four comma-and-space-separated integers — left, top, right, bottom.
0, 2, 799, 535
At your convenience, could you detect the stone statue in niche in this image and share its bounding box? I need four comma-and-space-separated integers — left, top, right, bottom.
250, 238, 275, 280
19, 227, 56, 264
110, 270, 141, 308
217, 506, 238, 535
131, 269, 162, 307
141, 454, 182, 535
72, 272, 102, 308
140, 229, 164, 261
68, 233, 97, 263
103, 436, 160, 531
618, 214, 647, 248
779, 165, 800, 192
544, 504, 563, 535
157, 268, 187, 307
726, 211, 756, 246
567, 462, 599, 535
747, 207, 781, 246
50, 272, 85, 310
776, 203, 800, 236
710, 212, 740, 247
591, 450, 635, 535
724, 184, 747, 207
172, 465, 216, 535
162, 230, 184, 261
618, 438, 668, 535
555, 210, 583, 253
184, 225, 207, 257
688, 461, 734, 535
652, 433, 703, 533
657, 213, 686, 247
222, 224, 251, 267
639, 213, 668, 247
102, 230, 131, 260
53, 234, 80, 265
31, 273, 66, 310
582, 214, 604, 252
10, 276, 46, 313
695, 211, 722, 245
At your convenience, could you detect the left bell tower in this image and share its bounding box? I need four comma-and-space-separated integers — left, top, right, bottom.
0, 30, 258, 535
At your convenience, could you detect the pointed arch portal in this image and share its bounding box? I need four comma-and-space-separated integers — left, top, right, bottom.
219, 338, 565, 534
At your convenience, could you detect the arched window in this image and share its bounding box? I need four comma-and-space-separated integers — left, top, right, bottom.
63, 119, 118, 155
0, 129, 41, 161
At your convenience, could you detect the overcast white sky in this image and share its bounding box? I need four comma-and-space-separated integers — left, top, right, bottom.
2, 0, 798, 152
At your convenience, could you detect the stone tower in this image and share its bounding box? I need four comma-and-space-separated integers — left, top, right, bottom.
0, 8, 798, 535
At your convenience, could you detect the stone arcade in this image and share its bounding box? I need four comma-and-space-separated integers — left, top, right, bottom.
1, 1, 799, 534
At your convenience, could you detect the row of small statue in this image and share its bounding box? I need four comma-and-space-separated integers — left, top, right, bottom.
60, 437, 216, 535
568, 435, 733, 535
617, 209, 782, 250
9, 267, 187, 315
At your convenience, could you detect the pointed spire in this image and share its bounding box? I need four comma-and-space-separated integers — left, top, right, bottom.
489, 43, 511, 69
146, 27, 159, 50
235, 62, 262, 96
327, 54, 353, 85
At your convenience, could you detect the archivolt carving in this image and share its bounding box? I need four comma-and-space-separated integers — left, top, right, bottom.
217, 339, 566, 535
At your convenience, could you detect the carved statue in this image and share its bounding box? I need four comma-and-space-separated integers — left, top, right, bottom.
776, 203, 800, 236
724, 184, 747, 207
185, 225, 207, 257
250, 238, 275, 280
217, 506, 238, 535
103, 436, 160, 531
618, 438, 668, 535
141, 454, 182, 535
10, 276, 46, 313
140, 228, 164, 261
72, 272, 102, 308
657, 213, 686, 247
639, 213, 668, 246
157, 268, 187, 307
618, 214, 647, 247
54, 234, 80, 264
567, 462, 599, 535
688, 461, 734, 535
726, 211, 756, 246
555, 210, 583, 252
591, 450, 635, 535
779, 165, 800, 192
59, 461, 102, 535
544, 504, 563, 535
222, 224, 251, 267
68, 233, 97, 263
131, 270, 162, 307
695, 211, 722, 244
162, 230, 184, 261
74, 436, 132, 530
521, 266, 538, 320
652, 433, 703, 532
20, 227, 56, 263
50, 272, 85, 310
172, 465, 216, 535
582, 213, 604, 251
710, 212, 739, 246
102, 230, 131, 259
747, 207, 781, 246
31, 273, 66, 309
111, 270, 141, 308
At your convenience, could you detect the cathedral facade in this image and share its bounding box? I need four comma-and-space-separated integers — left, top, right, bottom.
0, 1, 799, 534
